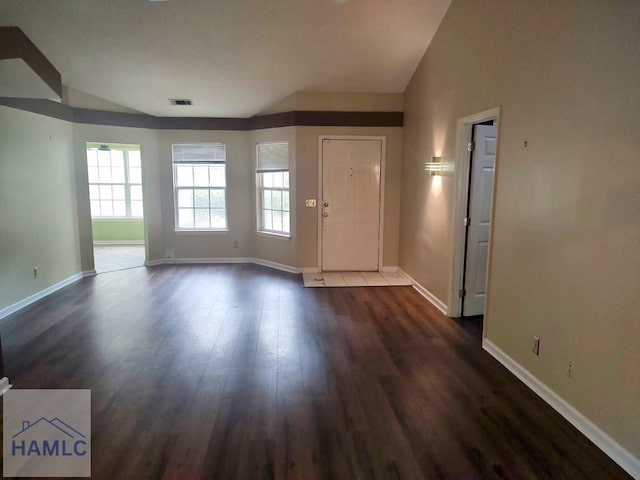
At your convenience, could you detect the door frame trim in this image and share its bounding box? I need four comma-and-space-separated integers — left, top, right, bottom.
317, 135, 386, 272
84, 141, 149, 272
448, 107, 501, 320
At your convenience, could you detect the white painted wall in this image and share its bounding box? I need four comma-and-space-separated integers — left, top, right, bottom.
0, 106, 81, 310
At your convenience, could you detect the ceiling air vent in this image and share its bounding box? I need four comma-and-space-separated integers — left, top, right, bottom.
170, 99, 192, 106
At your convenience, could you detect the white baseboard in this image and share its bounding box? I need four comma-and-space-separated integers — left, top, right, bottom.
0, 377, 12, 396
148, 259, 421, 279
93, 240, 144, 245
82, 269, 97, 277
144, 259, 164, 267
298, 266, 398, 274
251, 258, 298, 274
483, 339, 640, 480
298, 267, 320, 274
397, 268, 448, 315
161, 257, 302, 275
0, 272, 83, 321
165, 257, 253, 265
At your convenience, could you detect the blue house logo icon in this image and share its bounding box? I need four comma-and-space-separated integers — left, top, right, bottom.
11, 417, 88, 457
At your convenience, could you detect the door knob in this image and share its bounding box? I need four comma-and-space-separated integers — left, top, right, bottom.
323, 212, 329, 217
324, 202, 329, 207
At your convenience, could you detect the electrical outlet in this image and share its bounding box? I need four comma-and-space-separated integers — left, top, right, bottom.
567, 360, 573, 377
33, 267, 38, 279
532, 336, 540, 356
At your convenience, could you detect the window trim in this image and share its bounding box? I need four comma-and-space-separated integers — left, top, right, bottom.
87, 143, 143, 219
256, 230, 290, 240
255, 142, 291, 238
91, 217, 143, 223
256, 172, 291, 238
172, 143, 229, 232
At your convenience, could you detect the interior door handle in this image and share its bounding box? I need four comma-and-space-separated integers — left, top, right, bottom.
324, 202, 329, 207
323, 212, 329, 217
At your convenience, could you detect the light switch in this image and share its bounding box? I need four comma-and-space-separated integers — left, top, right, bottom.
305, 199, 317, 208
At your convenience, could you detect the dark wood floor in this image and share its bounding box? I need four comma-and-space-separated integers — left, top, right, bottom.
0, 265, 631, 479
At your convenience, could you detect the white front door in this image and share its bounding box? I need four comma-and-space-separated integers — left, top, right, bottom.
321, 139, 382, 271
463, 124, 497, 316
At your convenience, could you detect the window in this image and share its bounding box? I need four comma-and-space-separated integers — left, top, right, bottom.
256, 142, 290, 236
173, 143, 227, 231
87, 143, 143, 218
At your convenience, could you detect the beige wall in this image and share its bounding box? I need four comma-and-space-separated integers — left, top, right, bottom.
1, 92, 403, 312
72, 124, 161, 270
71, 122, 401, 272
250, 127, 297, 268
296, 126, 403, 269
155, 125, 402, 269
0, 106, 80, 310
157, 130, 253, 260
400, 0, 640, 460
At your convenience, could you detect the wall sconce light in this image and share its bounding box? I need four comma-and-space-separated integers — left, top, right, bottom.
424, 156, 443, 176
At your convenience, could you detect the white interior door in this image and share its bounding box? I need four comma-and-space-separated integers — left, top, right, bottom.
321, 139, 381, 271
463, 124, 497, 316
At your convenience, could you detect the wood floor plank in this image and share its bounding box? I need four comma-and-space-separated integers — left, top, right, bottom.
0, 264, 632, 480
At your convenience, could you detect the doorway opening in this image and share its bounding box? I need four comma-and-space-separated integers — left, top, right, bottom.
317, 136, 386, 273
449, 108, 501, 324
86, 142, 146, 274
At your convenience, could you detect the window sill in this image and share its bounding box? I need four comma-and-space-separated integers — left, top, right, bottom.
175, 229, 229, 234
92, 217, 143, 222
256, 231, 291, 240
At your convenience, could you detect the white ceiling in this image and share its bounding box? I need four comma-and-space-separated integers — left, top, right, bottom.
0, 0, 451, 117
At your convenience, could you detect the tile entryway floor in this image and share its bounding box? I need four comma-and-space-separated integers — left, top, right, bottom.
302, 271, 412, 287
93, 245, 145, 273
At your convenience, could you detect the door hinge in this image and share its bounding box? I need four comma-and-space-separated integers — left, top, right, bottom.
467, 141, 475, 152
459, 288, 466, 298
463, 217, 470, 227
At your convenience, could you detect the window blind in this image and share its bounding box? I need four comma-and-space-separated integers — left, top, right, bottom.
173, 144, 226, 164
256, 142, 289, 172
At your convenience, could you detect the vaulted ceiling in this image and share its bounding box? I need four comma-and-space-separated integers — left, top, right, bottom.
0, 0, 451, 117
